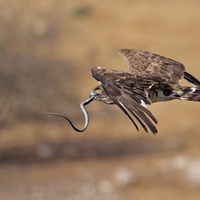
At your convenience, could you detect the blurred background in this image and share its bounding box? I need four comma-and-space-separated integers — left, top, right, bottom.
0, 0, 200, 199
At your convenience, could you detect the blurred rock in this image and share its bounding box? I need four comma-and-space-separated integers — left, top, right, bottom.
98, 180, 114, 194
114, 168, 138, 187
36, 144, 56, 158
184, 160, 200, 185
168, 155, 189, 170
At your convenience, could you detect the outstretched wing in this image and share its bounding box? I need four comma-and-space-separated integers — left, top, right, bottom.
91, 66, 158, 134
119, 48, 185, 85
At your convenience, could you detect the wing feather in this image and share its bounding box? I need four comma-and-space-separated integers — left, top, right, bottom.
102, 84, 157, 134
112, 97, 139, 131
119, 94, 157, 133
119, 48, 185, 85
101, 84, 149, 133
91, 68, 158, 134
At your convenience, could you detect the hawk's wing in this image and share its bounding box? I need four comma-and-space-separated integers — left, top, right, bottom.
91, 67, 158, 134
119, 48, 185, 85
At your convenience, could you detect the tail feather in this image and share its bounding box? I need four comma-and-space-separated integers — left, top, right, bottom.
180, 87, 200, 101
184, 72, 200, 86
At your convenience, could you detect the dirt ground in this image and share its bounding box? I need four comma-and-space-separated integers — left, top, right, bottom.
0, 0, 200, 199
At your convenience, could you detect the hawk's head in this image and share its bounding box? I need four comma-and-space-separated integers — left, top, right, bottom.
90, 85, 114, 104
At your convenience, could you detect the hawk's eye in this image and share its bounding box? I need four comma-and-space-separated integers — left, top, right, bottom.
95, 87, 101, 93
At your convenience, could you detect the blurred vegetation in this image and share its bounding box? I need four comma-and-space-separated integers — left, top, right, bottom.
0, 0, 85, 127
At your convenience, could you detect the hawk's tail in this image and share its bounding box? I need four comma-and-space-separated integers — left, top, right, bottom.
180, 87, 200, 102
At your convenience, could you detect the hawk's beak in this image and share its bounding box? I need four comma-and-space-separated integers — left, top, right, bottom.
90, 90, 97, 99
90, 91, 94, 98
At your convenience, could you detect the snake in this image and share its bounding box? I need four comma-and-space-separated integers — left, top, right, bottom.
45, 96, 94, 132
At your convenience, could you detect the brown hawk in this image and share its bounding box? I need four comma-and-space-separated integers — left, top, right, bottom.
90, 48, 200, 134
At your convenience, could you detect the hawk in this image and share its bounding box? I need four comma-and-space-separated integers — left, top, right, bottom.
46, 48, 200, 134
89, 48, 200, 134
